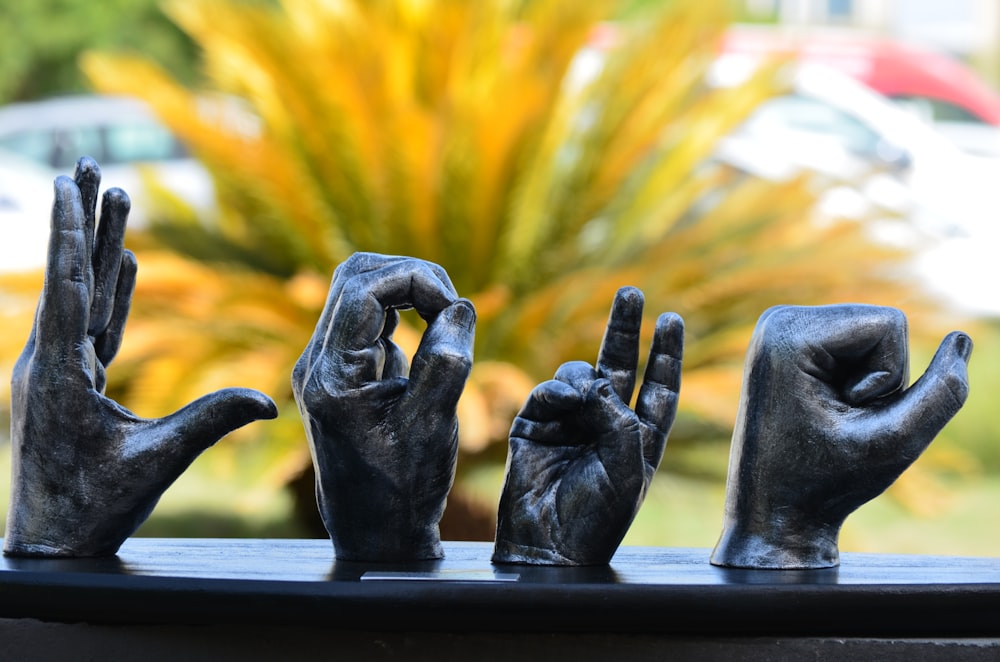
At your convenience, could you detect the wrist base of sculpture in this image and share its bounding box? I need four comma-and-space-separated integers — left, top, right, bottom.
492, 540, 580, 566
329, 525, 445, 563
2, 541, 116, 558
710, 521, 841, 569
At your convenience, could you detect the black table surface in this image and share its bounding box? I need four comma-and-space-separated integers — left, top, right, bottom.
1, 538, 998, 636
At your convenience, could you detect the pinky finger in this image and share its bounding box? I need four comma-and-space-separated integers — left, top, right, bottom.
95, 250, 137, 368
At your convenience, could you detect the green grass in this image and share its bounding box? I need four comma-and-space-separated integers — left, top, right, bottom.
623, 471, 1000, 556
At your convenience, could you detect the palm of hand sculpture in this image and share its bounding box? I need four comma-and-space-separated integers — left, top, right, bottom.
493, 287, 684, 566
3, 157, 278, 558
292, 253, 476, 562
711, 304, 972, 569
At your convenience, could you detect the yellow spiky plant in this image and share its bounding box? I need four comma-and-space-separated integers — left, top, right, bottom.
0, 0, 938, 536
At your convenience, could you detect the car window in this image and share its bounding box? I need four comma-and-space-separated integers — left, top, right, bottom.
105, 122, 188, 164
746, 94, 881, 156
891, 95, 982, 123
0, 121, 189, 170
0, 130, 55, 165
51, 126, 105, 170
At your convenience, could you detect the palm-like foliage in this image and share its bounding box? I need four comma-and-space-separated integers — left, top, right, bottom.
0, 0, 928, 533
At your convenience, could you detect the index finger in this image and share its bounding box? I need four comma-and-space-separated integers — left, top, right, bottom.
596, 287, 644, 405
297, 254, 413, 383
36, 176, 91, 354
321, 260, 457, 388
300, 253, 455, 377
330, 259, 457, 351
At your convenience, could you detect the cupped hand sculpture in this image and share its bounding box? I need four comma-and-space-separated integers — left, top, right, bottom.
292, 253, 475, 562
711, 304, 972, 569
3, 157, 278, 558
492, 287, 684, 566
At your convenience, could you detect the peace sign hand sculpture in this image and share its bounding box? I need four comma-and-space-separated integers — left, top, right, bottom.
493, 287, 684, 565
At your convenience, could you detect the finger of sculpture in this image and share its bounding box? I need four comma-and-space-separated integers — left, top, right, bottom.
90, 188, 130, 336
39, 176, 92, 354
93, 249, 136, 371
74, 156, 100, 275
710, 304, 971, 570
297, 253, 411, 377
508, 380, 583, 444
585, 378, 647, 490
329, 260, 456, 347
767, 303, 910, 405
300, 254, 458, 389
149, 388, 282, 463
406, 299, 476, 419
636, 312, 684, 467
869, 331, 972, 458
596, 286, 643, 403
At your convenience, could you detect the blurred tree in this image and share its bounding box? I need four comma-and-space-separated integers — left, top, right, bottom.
0, 0, 199, 103
0, 0, 929, 537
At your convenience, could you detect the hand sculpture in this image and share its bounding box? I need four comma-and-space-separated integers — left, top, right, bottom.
492, 287, 684, 565
292, 253, 475, 562
3, 157, 278, 558
711, 304, 972, 569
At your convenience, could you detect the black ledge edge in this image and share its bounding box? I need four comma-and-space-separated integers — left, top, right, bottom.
1, 539, 998, 637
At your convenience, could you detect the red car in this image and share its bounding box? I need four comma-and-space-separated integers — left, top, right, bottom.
721, 25, 1000, 126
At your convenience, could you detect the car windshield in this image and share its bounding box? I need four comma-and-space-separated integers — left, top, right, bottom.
0, 121, 188, 170
744, 94, 881, 156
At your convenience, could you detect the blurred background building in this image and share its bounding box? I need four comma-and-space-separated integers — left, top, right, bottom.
745, 0, 999, 57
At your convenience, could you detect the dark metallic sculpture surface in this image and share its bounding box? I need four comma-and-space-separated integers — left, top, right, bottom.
492, 287, 683, 565
3, 158, 278, 558
711, 304, 972, 569
292, 253, 475, 562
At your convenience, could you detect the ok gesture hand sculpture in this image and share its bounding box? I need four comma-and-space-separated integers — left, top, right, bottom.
292, 253, 475, 562
3, 157, 278, 558
711, 304, 972, 569
493, 287, 684, 565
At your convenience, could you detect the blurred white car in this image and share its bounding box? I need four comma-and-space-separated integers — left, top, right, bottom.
716, 60, 1000, 227
0, 95, 215, 228
577, 26, 1000, 316
722, 25, 1000, 160
0, 95, 217, 273
0, 151, 56, 272
711, 59, 1000, 316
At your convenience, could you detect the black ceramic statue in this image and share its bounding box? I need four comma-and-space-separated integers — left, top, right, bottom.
3, 157, 278, 558
292, 253, 475, 562
711, 304, 972, 569
492, 287, 683, 565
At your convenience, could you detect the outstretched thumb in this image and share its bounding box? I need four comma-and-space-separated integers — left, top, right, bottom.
151, 388, 279, 464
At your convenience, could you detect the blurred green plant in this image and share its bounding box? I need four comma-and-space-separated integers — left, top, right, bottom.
0, 0, 942, 537
0, 0, 199, 104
